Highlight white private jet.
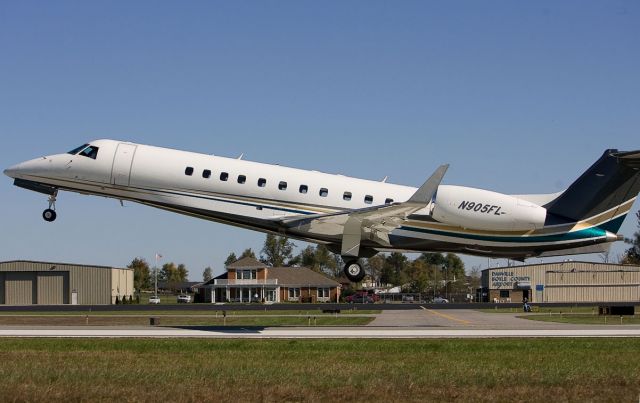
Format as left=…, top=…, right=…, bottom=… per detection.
left=4, top=140, right=640, bottom=282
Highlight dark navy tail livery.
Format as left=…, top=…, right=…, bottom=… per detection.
left=4, top=140, right=640, bottom=282
left=544, top=149, right=640, bottom=232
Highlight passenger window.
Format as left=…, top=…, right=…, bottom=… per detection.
left=258, top=178, right=267, bottom=187
left=299, top=185, right=308, bottom=194
left=202, top=169, right=211, bottom=178
left=343, top=192, right=352, bottom=201
left=278, top=181, right=287, bottom=191
left=220, top=172, right=229, bottom=181
left=185, top=167, right=194, bottom=176
left=364, top=195, right=373, bottom=204
left=238, top=175, right=246, bottom=184
left=319, top=188, right=328, bottom=197
left=79, top=146, right=99, bottom=160
left=385, top=198, right=394, bottom=204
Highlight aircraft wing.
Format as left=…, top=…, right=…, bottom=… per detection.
left=279, top=164, right=449, bottom=256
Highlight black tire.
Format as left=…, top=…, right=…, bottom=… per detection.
left=344, top=260, right=365, bottom=283
left=42, top=209, right=57, bottom=222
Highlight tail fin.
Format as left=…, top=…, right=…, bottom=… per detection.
left=544, top=149, right=640, bottom=231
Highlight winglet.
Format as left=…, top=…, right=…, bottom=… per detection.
left=407, top=164, right=449, bottom=204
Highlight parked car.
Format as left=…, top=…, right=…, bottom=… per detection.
left=346, top=290, right=379, bottom=303
left=149, top=295, right=161, bottom=304
left=351, top=294, right=374, bottom=304
left=177, top=294, right=192, bottom=303
left=433, top=297, right=449, bottom=304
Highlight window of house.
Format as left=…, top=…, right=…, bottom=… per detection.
left=185, top=167, right=194, bottom=176
left=317, top=288, right=330, bottom=298
left=499, top=290, right=510, bottom=298
left=364, top=195, right=373, bottom=204
left=385, top=198, right=394, bottom=204
left=202, top=169, right=211, bottom=178
left=319, top=188, right=328, bottom=197
left=238, top=175, right=246, bottom=184
left=278, top=181, right=287, bottom=191
left=220, top=172, right=229, bottom=181
left=343, top=192, right=352, bottom=201
left=258, top=178, right=267, bottom=187
left=299, top=185, right=308, bottom=194
left=288, top=288, right=300, bottom=299
left=237, top=269, right=257, bottom=280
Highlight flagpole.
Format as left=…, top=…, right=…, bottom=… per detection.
left=155, top=253, right=161, bottom=298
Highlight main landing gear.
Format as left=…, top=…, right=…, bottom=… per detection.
left=343, top=260, right=365, bottom=283
left=42, top=191, right=58, bottom=222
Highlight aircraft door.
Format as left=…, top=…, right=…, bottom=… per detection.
left=111, top=143, right=137, bottom=186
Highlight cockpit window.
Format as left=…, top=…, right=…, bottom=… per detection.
left=79, top=146, right=99, bottom=160
left=67, top=144, right=89, bottom=155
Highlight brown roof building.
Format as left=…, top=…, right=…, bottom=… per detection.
left=197, top=257, right=340, bottom=303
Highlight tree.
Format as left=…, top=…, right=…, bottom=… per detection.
left=177, top=264, right=189, bottom=282
left=366, top=255, right=385, bottom=285
left=260, top=234, right=295, bottom=267
left=240, top=248, right=256, bottom=259
left=202, top=266, right=213, bottom=282
left=297, top=245, right=317, bottom=269
left=378, top=252, right=409, bottom=286
left=468, top=265, right=482, bottom=299
left=623, top=211, right=640, bottom=264
left=128, top=257, right=151, bottom=291
left=159, top=262, right=189, bottom=290
left=158, top=262, right=177, bottom=282
left=405, top=259, right=429, bottom=293
left=444, top=253, right=466, bottom=294
left=224, top=252, right=238, bottom=267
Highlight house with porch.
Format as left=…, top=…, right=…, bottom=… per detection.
left=197, top=257, right=340, bottom=303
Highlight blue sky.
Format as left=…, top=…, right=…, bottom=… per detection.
left=1, top=1, right=639, bottom=279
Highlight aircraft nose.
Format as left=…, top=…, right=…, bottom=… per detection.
left=3, top=163, right=21, bottom=178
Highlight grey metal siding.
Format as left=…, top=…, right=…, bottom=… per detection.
left=483, top=262, right=640, bottom=303
left=37, top=272, right=69, bottom=304
left=69, top=266, right=111, bottom=305
left=0, top=261, right=132, bottom=305
left=0, top=273, right=4, bottom=304
left=5, top=272, right=36, bottom=305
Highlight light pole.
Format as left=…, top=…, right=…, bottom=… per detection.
left=432, top=264, right=437, bottom=300
left=442, top=263, right=448, bottom=300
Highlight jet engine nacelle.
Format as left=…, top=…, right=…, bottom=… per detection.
left=432, top=185, right=547, bottom=231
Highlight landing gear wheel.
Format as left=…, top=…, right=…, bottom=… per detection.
left=344, top=260, right=365, bottom=283
left=42, top=209, right=57, bottom=222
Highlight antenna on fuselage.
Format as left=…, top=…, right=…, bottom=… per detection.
left=237, top=153, right=244, bottom=160
left=381, top=176, right=388, bottom=183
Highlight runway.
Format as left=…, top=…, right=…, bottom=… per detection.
left=1, top=309, right=639, bottom=338
left=1, top=326, right=640, bottom=338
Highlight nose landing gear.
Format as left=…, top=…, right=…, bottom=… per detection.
left=42, top=191, right=58, bottom=222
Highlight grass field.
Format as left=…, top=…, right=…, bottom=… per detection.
left=479, top=306, right=613, bottom=314
left=0, top=338, right=638, bottom=402
left=523, top=314, right=640, bottom=325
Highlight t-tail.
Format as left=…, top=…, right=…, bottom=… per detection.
left=544, top=149, right=640, bottom=232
